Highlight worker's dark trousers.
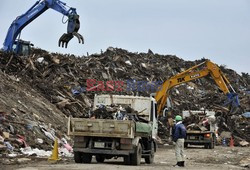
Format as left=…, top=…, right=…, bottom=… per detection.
left=175, top=138, right=185, bottom=162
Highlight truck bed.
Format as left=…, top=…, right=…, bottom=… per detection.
left=68, top=117, right=135, bottom=138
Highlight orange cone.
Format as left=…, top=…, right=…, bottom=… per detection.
left=230, top=136, right=234, bottom=147
left=48, top=139, right=61, bottom=161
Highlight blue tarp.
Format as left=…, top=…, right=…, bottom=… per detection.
left=242, top=112, right=250, bottom=118
left=71, top=86, right=85, bottom=95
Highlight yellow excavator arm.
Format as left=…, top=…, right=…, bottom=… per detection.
left=155, top=60, right=237, bottom=115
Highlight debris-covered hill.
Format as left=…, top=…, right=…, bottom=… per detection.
left=0, top=47, right=249, bottom=152
left=0, top=69, right=67, bottom=151
left=2, top=47, right=248, bottom=114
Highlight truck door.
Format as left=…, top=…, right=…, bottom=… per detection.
left=150, top=101, right=158, bottom=139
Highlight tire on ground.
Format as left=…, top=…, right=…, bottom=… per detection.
left=96, top=155, right=105, bottom=163
left=209, top=140, right=215, bottom=149
left=123, top=155, right=131, bottom=165
left=145, top=142, right=155, bottom=164
left=74, top=151, right=83, bottom=163
left=204, top=144, right=209, bottom=149
left=130, top=143, right=142, bottom=165
left=82, top=153, right=92, bottom=163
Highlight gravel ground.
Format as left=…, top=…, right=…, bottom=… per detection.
left=2, top=145, right=249, bottom=170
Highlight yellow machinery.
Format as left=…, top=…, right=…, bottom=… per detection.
left=155, top=60, right=239, bottom=116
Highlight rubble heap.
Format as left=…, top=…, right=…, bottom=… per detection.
left=0, top=47, right=249, bottom=152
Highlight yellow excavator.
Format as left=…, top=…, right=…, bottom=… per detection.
left=155, top=59, right=240, bottom=116
left=154, top=59, right=240, bottom=149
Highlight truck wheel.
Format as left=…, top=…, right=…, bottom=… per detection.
left=82, top=153, right=92, bottom=163
left=209, top=141, right=214, bottom=149
left=123, top=156, right=131, bottom=165
left=184, top=143, right=188, bottom=148
left=131, top=143, right=142, bottom=165
left=74, top=151, right=83, bottom=163
left=145, top=142, right=155, bottom=164
left=96, top=155, right=105, bottom=163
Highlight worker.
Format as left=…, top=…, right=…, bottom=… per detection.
left=173, top=115, right=186, bottom=167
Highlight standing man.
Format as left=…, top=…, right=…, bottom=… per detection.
left=173, top=115, right=186, bottom=167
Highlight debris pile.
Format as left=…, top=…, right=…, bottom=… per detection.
left=0, top=47, right=249, bottom=152
left=182, top=111, right=216, bottom=132
left=90, top=104, right=140, bottom=121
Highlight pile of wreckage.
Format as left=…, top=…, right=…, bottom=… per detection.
left=182, top=109, right=250, bottom=147
left=0, top=109, right=73, bottom=162
left=89, top=104, right=141, bottom=121
left=0, top=47, right=249, bottom=158
left=183, top=110, right=216, bottom=132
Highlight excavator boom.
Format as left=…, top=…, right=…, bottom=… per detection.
left=3, top=0, right=84, bottom=54
left=155, top=60, right=239, bottom=115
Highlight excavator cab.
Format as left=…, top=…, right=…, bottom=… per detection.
left=12, top=40, right=33, bottom=55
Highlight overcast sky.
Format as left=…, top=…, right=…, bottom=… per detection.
left=0, top=0, right=250, bottom=74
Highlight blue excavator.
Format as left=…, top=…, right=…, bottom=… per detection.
left=2, top=0, right=84, bottom=55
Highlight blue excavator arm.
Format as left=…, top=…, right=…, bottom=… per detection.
left=3, top=0, right=84, bottom=52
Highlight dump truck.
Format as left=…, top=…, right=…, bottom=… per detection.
left=68, top=94, right=158, bottom=165
left=183, top=110, right=217, bottom=149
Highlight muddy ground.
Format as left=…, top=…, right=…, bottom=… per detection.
left=2, top=146, right=250, bottom=170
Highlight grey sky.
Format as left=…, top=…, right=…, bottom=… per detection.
left=1, top=0, right=250, bottom=74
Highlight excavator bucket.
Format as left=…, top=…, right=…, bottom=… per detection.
left=59, top=33, right=84, bottom=48
left=59, top=33, right=73, bottom=48
left=59, top=15, right=84, bottom=48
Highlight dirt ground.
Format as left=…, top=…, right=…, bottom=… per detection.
left=2, top=145, right=249, bottom=170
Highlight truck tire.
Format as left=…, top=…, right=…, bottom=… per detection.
left=204, top=144, right=209, bottom=149
left=74, top=151, right=83, bottom=163
left=145, top=142, right=155, bottom=164
left=184, top=143, right=188, bottom=148
left=82, top=153, right=92, bottom=163
left=123, top=156, right=131, bottom=165
left=96, top=155, right=105, bottom=163
left=131, top=143, right=142, bottom=165
left=209, top=140, right=214, bottom=149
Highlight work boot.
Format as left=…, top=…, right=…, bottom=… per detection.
left=173, top=162, right=181, bottom=167
left=180, top=161, right=185, bottom=167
